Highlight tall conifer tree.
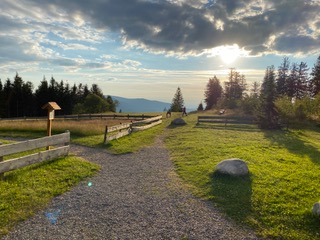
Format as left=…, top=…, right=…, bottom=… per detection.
left=310, top=55, right=320, bottom=97
left=170, top=87, right=185, bottom=112
left=204, top=76, right=223, bottom=110
left=257, top=66, right=279, bottom=129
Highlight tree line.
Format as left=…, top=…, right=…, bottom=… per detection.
left=202, top=55, right=320, bottom=128
left=0, top=74, right=117, bottom=118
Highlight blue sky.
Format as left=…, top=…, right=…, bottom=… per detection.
left=0, top=0, right=319, bottom=108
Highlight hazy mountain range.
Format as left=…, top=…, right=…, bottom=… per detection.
left=111, top=96, right=171, bottom=113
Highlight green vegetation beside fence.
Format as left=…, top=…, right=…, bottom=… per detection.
left=0, top=152, right=100, bottom=237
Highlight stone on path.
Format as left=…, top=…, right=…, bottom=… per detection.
left=215, top=158, right=249, bottom=177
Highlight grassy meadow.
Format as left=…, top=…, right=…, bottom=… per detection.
left=1, top=111, right=320, bottom=239
left=164, top=112, right=320, bottom=239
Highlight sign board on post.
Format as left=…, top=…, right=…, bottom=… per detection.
left=49, top=110, right=55, bottom=120
left=42, top=102, right=61, bottom=149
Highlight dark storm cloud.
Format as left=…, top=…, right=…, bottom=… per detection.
left=2, top=0, right=320, bottom=56
left=273, top=35, right=320, bottom=54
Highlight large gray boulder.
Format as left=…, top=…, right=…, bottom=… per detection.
left=171, top=118, right=186, bottom=125
left=215, top=158, right=249, bottom=177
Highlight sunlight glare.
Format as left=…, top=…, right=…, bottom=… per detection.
left=209, top=44, right=249, bottom=64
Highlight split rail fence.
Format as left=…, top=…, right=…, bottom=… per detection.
left=1, top=114, right=156, bottom=121
left=197, top=115, right=256, bottom=127
left=104, top=115, right=162, bottom=143
left=0, top=131, right=70, bottom=179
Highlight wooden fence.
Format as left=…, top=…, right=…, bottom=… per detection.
left=103, top=115, right=162, bottom=143
left=197, top=115, right=256, bottom=127
left=0, top=131, right=70, bottom=178
left=0, top=114, right=156, bottom=121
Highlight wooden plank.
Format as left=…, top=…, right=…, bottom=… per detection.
left=0, top=132, right=70, bottom=157
left=198, top=116, right=225, bottom=119
left=132, top=115, right=162, bottom=126
left=0, top=146, right=70, bottom=174
left=132, top=120, right=162, bottom=132
left=198, top=119, right=255, bottom=124
left=198, top=119, right=226, bottom=123
left=198, top=116, right=254, bottom=120
left=107, top=123, right=132, bottom=133
left=106, top=128, right=131, bottom=141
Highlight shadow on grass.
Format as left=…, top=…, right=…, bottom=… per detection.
left=300, top=212, right=320, bottom=236
left=210, top=171, right=253, bottom=223
left=263, top=130, right=320, bottom=164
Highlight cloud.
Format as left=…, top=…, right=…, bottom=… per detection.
left=0, top=0, right=319, bottom=65
left=30, top=0, right=319, bottom=56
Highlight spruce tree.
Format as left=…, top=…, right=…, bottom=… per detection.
left=257, top=66, right=280, bottom=129
left=197, top=102, right=204, bottom=111
left=0, top=79, right=4, bottom=117
left=310, top=55, right=320, bottom=97
left=286, top=63, right=298, bottom=98
left=170, top=87, right=185, bottom=112
left=276, top=57, right=290, bottom=96
left=204, top=76, right=223, bottom=110
left=224, top=68, right=246, bottom=108
left=294, top=62, right=309, bottom=99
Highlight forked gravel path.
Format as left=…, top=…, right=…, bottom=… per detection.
left=3, top=138, right=259, bottom=240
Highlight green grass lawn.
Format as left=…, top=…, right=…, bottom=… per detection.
left=164, top=113, right=320, bottom=239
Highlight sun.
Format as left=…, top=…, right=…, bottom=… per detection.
left=219, top=47, right=240, bottom=64
left=209, top=44, right=248, bottom=65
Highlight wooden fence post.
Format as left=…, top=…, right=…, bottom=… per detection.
left=0, top=142, right=3, bottom=180
left=104, top=126, right=108, bottom=143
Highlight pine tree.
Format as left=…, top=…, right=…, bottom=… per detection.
left=197, top=102, right=204, bottom=111
left=257, top=66, right=279, bottom=129
left=294, top=62, right=309, bottom=99
left=0, top=79, right=5, bottom=117
left=224, top=68, right=246, bottom=108
left=170, top=87, right=185, bottom=112
left=310, top=55, right=320, bottom=97
left=276, top=57, right=290, bottom=96
left=250, top=81, right=260, bottom=98
left=35, top=77, right=50, bottom=116
left=204, top=76, right=223, bottom=110
left=3, top=78, right=13, bottom=117
left=286, top=63, right=300, bottom=98
left=90, top=84, right=104, bottom=98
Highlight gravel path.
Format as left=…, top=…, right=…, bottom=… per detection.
left=3, top=138, right=259, bottom=240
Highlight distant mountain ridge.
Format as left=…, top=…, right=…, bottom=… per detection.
left=110, top=96, right=171, bottom=113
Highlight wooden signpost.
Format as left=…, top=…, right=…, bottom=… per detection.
left=42, top=102, right=61, bottom=149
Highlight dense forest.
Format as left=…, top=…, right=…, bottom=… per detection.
left=202, top=55, right=320, bottom=128
left=0, top=74, right=117, bottom=118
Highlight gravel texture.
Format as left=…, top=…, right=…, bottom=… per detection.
left=3, top=138, right=259, bottom=240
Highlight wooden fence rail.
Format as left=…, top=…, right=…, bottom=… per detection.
left=131, top=115, right=162, bottom=132
left=103, top=115, right=162, bottom=143
left=0, top=131, right=70, bottom=178
left=197, top=115, right=256, bottom=126
left=1, top=114, right=156, bottom=121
